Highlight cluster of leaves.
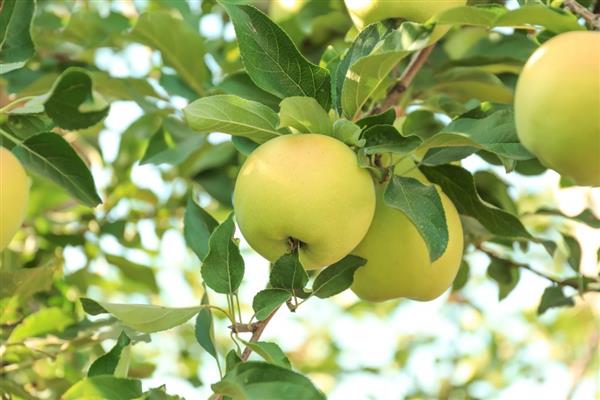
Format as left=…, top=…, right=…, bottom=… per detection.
left=1, top=0, right=599, bottom=399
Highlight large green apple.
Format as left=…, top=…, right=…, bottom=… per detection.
left=233, top=134, right=376, bottom=270
left=0, top=147, right=29, bottom=251
left=344, top=0, right=465, bottom=41
left=515, top=31, right=600, bottom=187
left=351, top=162, right=463, bottom=301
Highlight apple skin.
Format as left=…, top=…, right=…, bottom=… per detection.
left=344, top=0, right=466, bottom=41
left=0, top=147, right=29, bottom=251
left=351, top=163, right=463, bottom=302
left=515, top=31, right=600, bottom=187
left=233, top=134, right=376, bottom=270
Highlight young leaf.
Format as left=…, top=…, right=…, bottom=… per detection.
left=331, top=119, right=362, bottom=146
left=62, top=376, right=143, bottom=400
left=269, top=253, right=309, bottom=292
left=88, top=331, right=131, bottom=377
left=252, top=289, right=291, bottom=321
left=11, top=132, right=101, bottom=206
left=221, top=3, right=331, bottom=109
left=81, top=298, right=203, bottom=333
left=130, top=12, right=206, bottom=95
left=184, top=95, right=281, bottom=144
left=279, top=97, right=331, bottom=135
left=195, top=291, right=218, bottom=361
left=41, top=68, right=109, bottom=129
left=332, top=22, right=392, bottom=113
left=421, top=165, right=533, bottom=240
left=537, top=286, right=574, bottom=315
left=184, top=195, right=219, bottom=261
left=225, top=350, right=242, bottom=373
left=239, top=341, right=291, bottom=369
left=212, top=361, right=325, bottom=400
left=487, top=257, right=520, bottom=301
left=384, top=176, right=448, bottom=262
left=0, top=0, right=36, bottom=74
left=312, top=255, right=366, bottom=299
left=201, top=213, right=245, bottom=294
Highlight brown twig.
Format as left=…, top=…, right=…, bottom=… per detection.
left=566, top=329, right=600, bottom=400
left=369, top=45, right=435, bottom=116
left=564, top=0, right=600, bottom=30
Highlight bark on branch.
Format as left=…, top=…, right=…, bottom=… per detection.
left=564, top=0, right=600, bottom=30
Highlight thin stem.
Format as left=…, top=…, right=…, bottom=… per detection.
left=234, top=294, right=243, bottom=326
left=369, top=44, right=436, bottom=116
left=563, top=0, right=600, bottom=29
left=240, top=308, right=279, bottom=361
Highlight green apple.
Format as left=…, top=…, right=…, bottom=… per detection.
left=351, top=161, right=463, bottom=301
left=233, top=134, right=376, bottom=270
left=515, top=31, right=600, bottom=186
left=344, top=0, right=466, bottom=41
left=0, top=147, right=29, bottom=251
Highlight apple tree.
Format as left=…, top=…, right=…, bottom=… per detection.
left=1, top=0, right=599, bottom=399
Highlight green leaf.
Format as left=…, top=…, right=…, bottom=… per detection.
left=11, top=132, right=102, bottom=207
left=331, top=119, right=362, bottom=146
left=81, top=298, right=203, bottom=333
left=0, top=0, right=35, bottom=74
left=0, top=379, right=37, bottom=400
left=537, top=286, right=574, bottom=315
left=279, top=97, right=331, bottom=135
left=384, top=176, right=448, bottom=262
left=130, top=12, right=206, bottom=95
left=332, top=22, right=392, bottom=113
left=222, top=3, right=331, bottom=109
left=452, top=261, right=470, bottom=291
left=8, top=307, right=75, bottom=343
left=195, top=291, right=218, bottom=360
left=535, top=208, right=600, bottom=229
left=184, top=95, right=281, bottom=144
left=341, top=22, right=432, bottom=119
left=218, top=72, right=281, bottom=111
left=437, top=5, right=506, bottom=27
left=356, top=108, right=396, bottom=130
left=563, top=235, right=581, bottom=273
left=0, top=264, right=55, bottom=300
left=473, top=171, right=518, bottom=215
left=361, top=124, right=421, bottom=155
left=184, top=196, right=219, bottom=261
left=402, top=109, right=444, bottom=140
left=312, top=255, right=366, bottom=298
left=63, top=376, right=143, bottom=400
left=252, top=289, right=291, bottom=321
left=201, top=213, right=245, bottom=294
left=421, top=165, right=532, bottom=240
left=494, top=5, right=583, bottom=33
left=226, top=350, right=242, bottom=373
left=269, top=253, right=308, bottom=293
left=88, top=331, right=132, bottom=377
left=487, top=257, right=520, bottom=301
left=139, top=121, right=206, bottom=166
left=212, top=361, right=325, bottom=400
left=41, top=67, right=109, bottom=130
left=240, top=341, right=291, bottom=368
left=105, top=254, right=159, bottom=294
left=232, top=136, right=261, bottom=156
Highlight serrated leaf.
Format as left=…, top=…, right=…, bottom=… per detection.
left=63, top=376, right=143, bottom=400
left=195, top=291, right=218, bottom=360
left=88, top=331, right=131, bottom=377
left=212, top=361, right=325, bottom=400
left=81, top=298, right=203, bottom=333
left=222, top=3, right=331, bottom=109
left=252, top=289, right=291, bottom=321
left=184, top=195, right=219, bottom=261
left=269, top=253, right=308, bottom=293
left=240, top=341, right=291, bottom=368
left=312, top=255, right=366, bottom=298
left=184, top=95, right=281, bottom=144
left=279, top=97, right=331, bottom=135
left=421, top=165, right=532, bottom=240
left=0, top=0, right=35, bottom=74
left=537, top=286, right=574, bottom=315
left=130, top=12, right=206, bottom=95
left=201, top=213, right=245, bottom=294
left=11, top=132, right=101, bottom=206
left=487, top=257, right=519, bottom=301
left=384, top=176, right=448, bottom=262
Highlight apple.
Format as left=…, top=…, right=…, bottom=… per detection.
left=515, top=31, right=600, bottom=187
left=351, top=161, right=463, bottom=301
left=344, top=0, right=466, bottom=42
left=0, top=147, right=29, bottom=251
left=233, top=134, right=376, bottom=270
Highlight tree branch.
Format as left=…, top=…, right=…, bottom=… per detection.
left=564, top=0, right=600, bottom=30
left=369, top=44, right=435, bottom=116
